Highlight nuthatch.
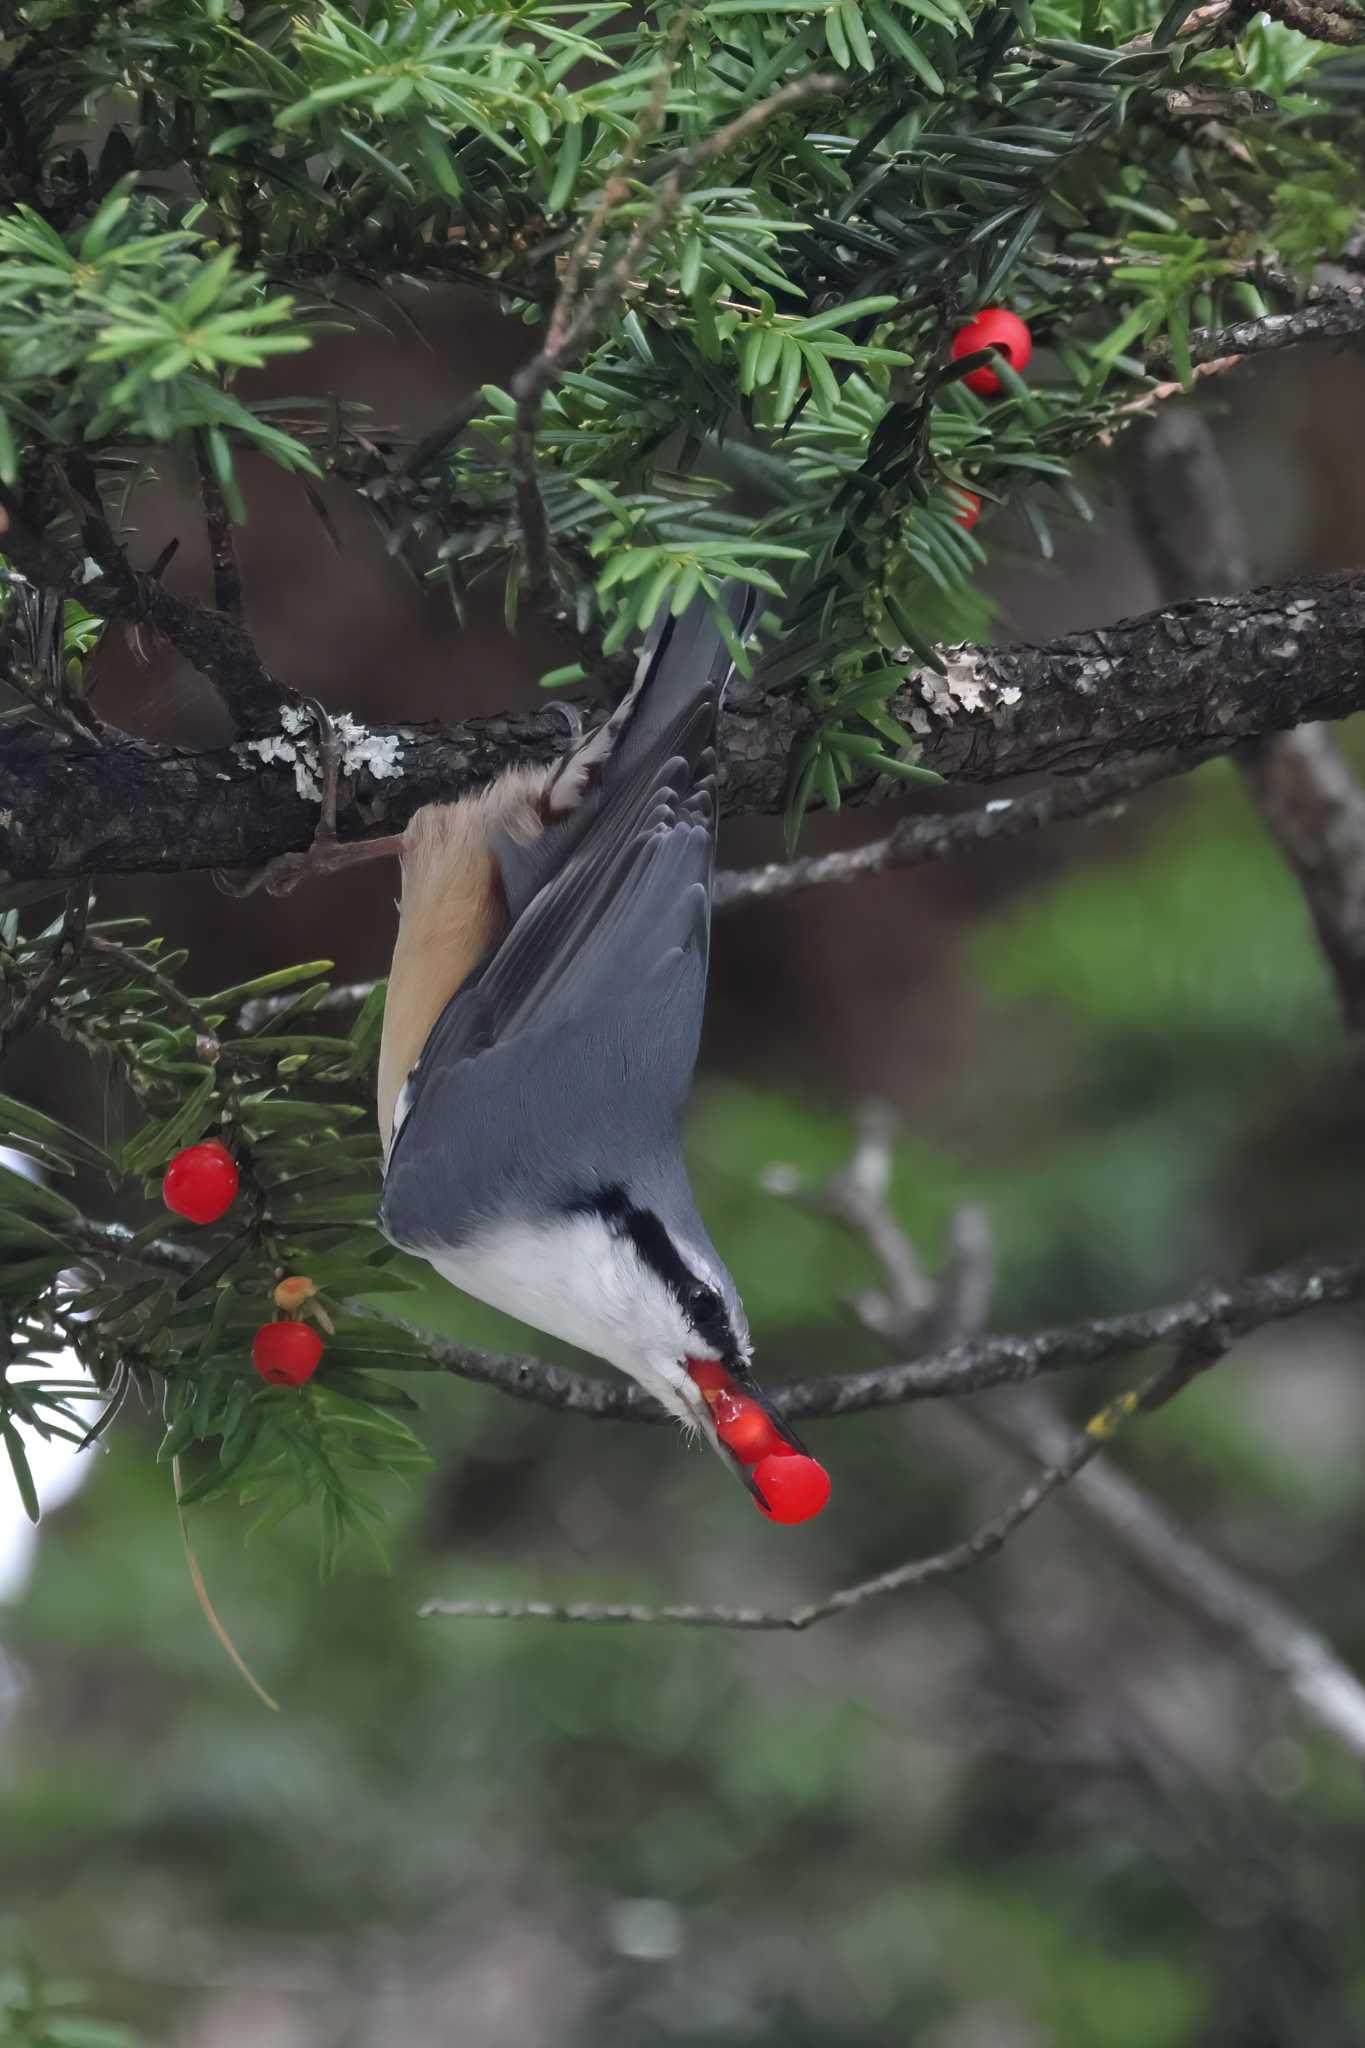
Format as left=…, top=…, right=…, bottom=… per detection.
left=377, top=588, right=810, bottom=1493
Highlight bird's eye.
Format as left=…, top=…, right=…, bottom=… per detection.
left=687, top=1279, right=720, bottom=1319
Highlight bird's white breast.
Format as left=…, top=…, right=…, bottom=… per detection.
left=424, top=1211, right=699, bottom=1425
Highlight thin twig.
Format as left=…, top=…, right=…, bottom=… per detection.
left=714, top=754, right=1178, bottom=909
left=172, top=1454, right=280, bottom=1712
left=1096, top=355, right=1245, bottom=442
left=419, top=1359, right=1193, bottom=1630
left=89, top=936, right=219, bottom=1059
left=1146, top=284, right=1365, bottom=376
left=66, top=1216, right=1365, bottom=1424
left=979, top=1391, right=1365, bottom=1765
left=544, top=9, right=692, bottom=355
left=194, top=434, right=244, bottom=619
left=0, top=480, right=296, bottom=735
left=507, top=69, right=839, bottom=599
left=0, top=883, right=92, bottom=1060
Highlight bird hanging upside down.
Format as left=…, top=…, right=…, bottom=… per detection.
left=376, top=589, right=830, bottom=1522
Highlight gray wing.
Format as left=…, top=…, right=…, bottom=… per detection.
left=380, top=712, right=719, bottom=1252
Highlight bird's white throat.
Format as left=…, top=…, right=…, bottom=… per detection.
left=425, top=1210, right=708, bottom=1427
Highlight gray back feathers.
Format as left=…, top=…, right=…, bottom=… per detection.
left=380, top=586, right=757, bottom=1263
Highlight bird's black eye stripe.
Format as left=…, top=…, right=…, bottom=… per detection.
left=570, top=1185, right=733, bottom=1356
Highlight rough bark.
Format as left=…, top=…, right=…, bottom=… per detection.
left=4, top=569, right=1365, bottom=881
left=1146, top=283, right=1365, bottom=374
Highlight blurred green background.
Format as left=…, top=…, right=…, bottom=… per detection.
left=3, top=307, right=1365, bottom=2047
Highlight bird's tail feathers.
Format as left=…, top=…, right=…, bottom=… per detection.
left=537, top=583, right=754, bottom=823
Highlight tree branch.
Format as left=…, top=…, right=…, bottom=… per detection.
left=1135, top=408, right=1365, bottom=1036
left=1146, top=284, right=1365, bottom=375
left=66, top=1220, right=1365, bottom=1427
left=419, top=1352, right=1201, bottom=1632
left=0, top=882, right=91, bottom=1059
left=0, top=483, right=297, bottom=736
left=194, top=435, right=244, bottom=620
left=714, top=753, right=1180, bottom=909
left=981, top=1390, right=1365, bottom=1765
left=5, top=569, right=1365, bottom=882
left=422, top=1121, right=1365, bottom=1774
left=1258, top=0, right=1365, bottom=40
left=418, top=1119, right=1242, bottom=1632
left=1240, top=728, right=1365, bottom=1035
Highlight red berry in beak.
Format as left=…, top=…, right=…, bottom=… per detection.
left=687, top=1357, right=730, bottom=1394
left=253, top=1321, right=323, bottom=1387
left=954, top=489, right=982, bottom=532
left=163, top=1140, right=239, bottom=1224
left=713, top=1394, right=781, bottom=1465
left=753, top=1453, right=831, bottom=1524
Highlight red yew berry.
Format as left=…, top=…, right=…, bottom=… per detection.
left=687, top=1357, right=730, bottom=1395
left=953, top=489, right=982, bottom=532
left=163, top=1140, right=239, bottom=1225
left=715, top=1396, right=782, bottom=1466
left=753, top=1453, right=831, bottom=1525
left=950, top=307, right=1033, bottom=396
left=253, top=1321, right=323, bottom=1387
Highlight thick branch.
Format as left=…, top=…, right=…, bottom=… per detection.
left=5, top=570, right=1365, bottom=882
left=1258, top=0, right=1365, bottom=39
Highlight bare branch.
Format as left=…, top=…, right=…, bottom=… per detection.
left=774, top=1255, right=1365, bottom=1418
left=981, top=1390, right=1365, bottom=1766
left=1240, top=728, right=1365, bottom=1034
left=714, top=754, right=1178, bottom=910
left=421, top=1348, right=1205, bottom=1632
left=65, top=1220, right=1365, bottom=1426
left=1135, top=409, right=1365, bottom=1036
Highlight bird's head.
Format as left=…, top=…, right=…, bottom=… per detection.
left=572, top=1186, right=813, bottom=1495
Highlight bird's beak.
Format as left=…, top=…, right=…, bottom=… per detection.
left=682, top=1357, right=809, bottom=1494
